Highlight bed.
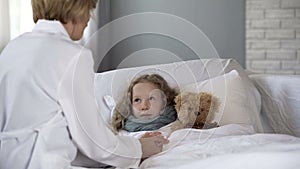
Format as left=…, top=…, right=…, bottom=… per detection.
left=82, top=59, right=300, bottom=169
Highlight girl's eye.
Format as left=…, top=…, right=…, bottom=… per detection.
left=149, top=96, right=155, bottom=101
left=133, top=98, right=141, bottom=103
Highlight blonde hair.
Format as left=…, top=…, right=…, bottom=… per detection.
left=31, top=0, right=97, bottom=24
left=111, top=74, right=178, bottom=132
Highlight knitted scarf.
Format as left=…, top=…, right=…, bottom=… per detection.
left=124, top=106, right=177, bottom=132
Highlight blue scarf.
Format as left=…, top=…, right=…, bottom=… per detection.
left=124, top=106, right=177, bottom=132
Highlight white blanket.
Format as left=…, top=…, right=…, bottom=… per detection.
left=140, top=124, right=300, bottom=169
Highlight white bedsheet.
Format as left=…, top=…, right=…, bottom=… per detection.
left=140, top=124, right=300, bottom=169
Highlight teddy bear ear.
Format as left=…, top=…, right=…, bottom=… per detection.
left=174, top=94, right=181, bottom=112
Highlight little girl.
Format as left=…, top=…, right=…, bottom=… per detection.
left=111, top=74, right=178, bottom=134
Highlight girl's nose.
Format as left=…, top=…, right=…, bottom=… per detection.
left=141, top=100, right=150, bottom=110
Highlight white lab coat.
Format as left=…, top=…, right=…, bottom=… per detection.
left=0, top=20, right=142, bottom=169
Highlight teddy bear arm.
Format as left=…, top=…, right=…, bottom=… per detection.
left=203, top=122, right=219, bottom=129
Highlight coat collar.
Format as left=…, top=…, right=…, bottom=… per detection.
left=32, top=19, right=70, bottom=40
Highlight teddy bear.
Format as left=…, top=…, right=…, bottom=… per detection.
left=170, top=91, right=220, bottom=132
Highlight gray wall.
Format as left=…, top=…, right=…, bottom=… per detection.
left=95, top=0, right=245, bottom=72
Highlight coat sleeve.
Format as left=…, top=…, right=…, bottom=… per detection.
left=57, top=49, right=142, bottom=168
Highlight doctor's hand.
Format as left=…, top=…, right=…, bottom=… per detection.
left=139, top=132, right=169, bottom=159
left=140, top=131, right=162, bottom=138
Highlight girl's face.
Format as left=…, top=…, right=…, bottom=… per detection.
left=131, top=82, right=165, bottom=120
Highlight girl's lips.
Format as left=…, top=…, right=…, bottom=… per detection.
left=140, top=114, right=152, bottom=117
left=139, top=113, right=154, bottom=119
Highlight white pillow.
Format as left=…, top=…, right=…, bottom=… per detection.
left=182, top=70, right=264, bottom=132
left=249, top=74, right=300, bottom=137
left=94, top=59, right=262, bottom=128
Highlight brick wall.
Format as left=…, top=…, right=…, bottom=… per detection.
left=246, top=0, right=300, bottom=74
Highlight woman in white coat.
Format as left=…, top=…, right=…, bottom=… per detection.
left=0, top=0, right=168, bottom=168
